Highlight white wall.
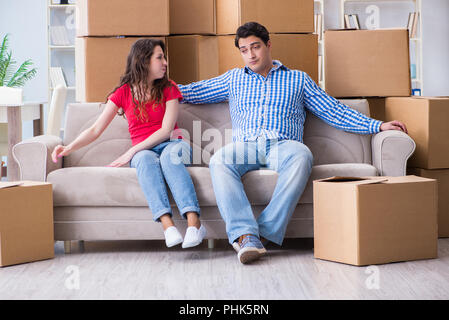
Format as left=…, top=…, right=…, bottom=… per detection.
left=0, top=0, right=48, bottom=147
left=421, top=0, right=449, bottom=96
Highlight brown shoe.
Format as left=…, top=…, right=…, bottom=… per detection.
left=237, top=234, right=266, bottom=264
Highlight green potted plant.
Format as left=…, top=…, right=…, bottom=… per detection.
left=0, top=33, right=37, bottom=105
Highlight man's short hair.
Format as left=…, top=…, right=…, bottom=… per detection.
left=234, top=22, right=270, bottom=48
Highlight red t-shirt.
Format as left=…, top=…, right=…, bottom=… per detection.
left=109, top=80, right=183, bottom=145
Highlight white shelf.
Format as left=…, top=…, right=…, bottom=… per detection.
left=50, top=45, right=75, bottom=49
left=314, top=0, right=325, bottom=89
left=49, top=4, right=76, bottom=9
left=50, top=86, right=76, bottom=91
left=47, top=0, right=77, bottom=134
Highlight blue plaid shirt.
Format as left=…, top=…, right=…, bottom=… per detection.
left=178, top=60, right=383, bottom=142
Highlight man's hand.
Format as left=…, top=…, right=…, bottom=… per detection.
left=380, top=120, right=408, bottom=134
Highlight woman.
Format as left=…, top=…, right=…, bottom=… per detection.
left=51, top=39, right=206, bottom=248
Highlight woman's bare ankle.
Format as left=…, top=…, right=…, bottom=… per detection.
left=186, top=212, right=201, bottom=229
left=160, top=213, right=175, bottom=231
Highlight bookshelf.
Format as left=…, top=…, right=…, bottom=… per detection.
left=47, top=0, right=77, bottom=134
left=314, top=0, right=325, bottom=90
left=339, top=0, right=423, bottom=95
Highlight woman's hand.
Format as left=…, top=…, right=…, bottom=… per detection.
left=52, top=145, right=72, bottom=163
left=107, top=149, right=136, bottom=168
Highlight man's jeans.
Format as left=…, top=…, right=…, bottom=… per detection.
left=209, top=138, right=313, bottom=246
left=130, top=139, right=200, bottom=222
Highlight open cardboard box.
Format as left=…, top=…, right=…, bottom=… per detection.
left=313, top=175, right=438, bottom=266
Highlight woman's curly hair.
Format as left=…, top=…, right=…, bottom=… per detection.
left=107, top=38, right=171, bottom=122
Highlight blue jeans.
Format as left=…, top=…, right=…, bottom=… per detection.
left=209, top=139, right=313, bottom=246
left=130, top=139, right=200, bottom=222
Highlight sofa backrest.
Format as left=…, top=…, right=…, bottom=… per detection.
left=63, top=103, right=132, bottom=167
left=63, top=99, right=372, bottom=167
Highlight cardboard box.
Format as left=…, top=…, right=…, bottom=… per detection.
left=76, top=37, right=166, bottom=102
left=217, top=34, right=318, bottom=83
left=313, top=176, right=438, bottom=266
left=0, top=181, right=54, bottom=267
left=216, top=0, right=314, bottom=35
left=367, top=98, right=386, bottom=121
left=324, top=29, right=411, bottom=98
left=167, top=35, right=219, bottom=85
left=384, top=97, right=449, bottom=169
left=170, top=0, right=216, bottom=35
left=77, top=0, right=169, bottom=36
left=408, top=168, right=449, bottom=238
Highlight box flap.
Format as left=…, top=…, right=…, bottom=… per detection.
left=316, top=176, right=388, bottom=185
left=0, top=182, right=23, bottom=189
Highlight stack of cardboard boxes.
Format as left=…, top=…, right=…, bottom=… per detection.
left=385, top=97, right=449, bottom=239
left=76, top=0, right=170, bottom=102
left=75, top=0, right=318, bottom=102
left=312, top=28, right=441, bottom=266
left=323, top=28, right=448, bottom=240
left=168, top=0, right=317, bottom=84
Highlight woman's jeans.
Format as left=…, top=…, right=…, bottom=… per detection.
left=130, top=139, right=200, bottom=222
left=209, top=138, right=314, bottom=246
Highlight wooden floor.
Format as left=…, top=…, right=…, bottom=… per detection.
left=1, top=238, right=448, bottom=300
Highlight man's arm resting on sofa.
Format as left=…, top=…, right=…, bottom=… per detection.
left=371, top=130, right=416, bottom=177
left=178, top=70, right=232, bottom=104
left=13, top=135, right=63, bottom=181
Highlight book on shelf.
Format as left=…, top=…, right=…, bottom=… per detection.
left=407, top=12, right=415, bottom=35
left=50, top=67, right=67, bottom=88
left=50, top=26, right=71, bottom=46
left=314, top=14, right=323, bottom=40
left=411, top=12, right=419, bottom=38
left=317, top=14, right=322, bottom=40
left=344, top=14, right=360, bottom=29
left=344, top=14, right=351, bottom=29
left=350, top=14, right=360, bottom=30
left=318, top=55, right=322, bottom=83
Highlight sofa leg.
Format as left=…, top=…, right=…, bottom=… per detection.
left=78, top=240, right=85, bottom=253
left=64, top=241, right=71, bottom=254
left=208, top=239, right=215, bottom=249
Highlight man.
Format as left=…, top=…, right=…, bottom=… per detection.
left=178, top=22, right=407, bottom=264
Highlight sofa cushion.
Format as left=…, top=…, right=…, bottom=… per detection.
left=48, top=163, right=377, bottom=207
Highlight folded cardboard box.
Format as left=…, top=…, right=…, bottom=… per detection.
left=324, top=29, right=411, bottom=98
left=170, top=0, right=216, bottom=35
left=367, top=98, right=386, bottom=121
left=168, top=34, right=318, bottom=85
left=313, top=176, right=438, bottom=266
left=0, top=181, right=54, bottom=267
left=77, top=0, right=170, bottom=36
left=383, top=97, right=449, bottom=169
left=217, top=34, right=318, bottom=83
left=220, top=0, right=313, bottom=34
left=408, top=168, right=449, bottom=238
left=76, top=37, right=166, bottom=102
left=170, top=0, right=313, bottom=35
left=167, top=35, right=219, bottom=85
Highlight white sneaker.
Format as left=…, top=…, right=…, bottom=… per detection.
left=182, top=225, right=207, bottom=248
left=164, top=226, right=183, bottom=247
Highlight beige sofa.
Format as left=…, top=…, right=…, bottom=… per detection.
left=13, top=99, right=415, bottom=252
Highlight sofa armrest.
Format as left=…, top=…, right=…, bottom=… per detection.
left=371, top=131, right=416, bottom=176
left=12, top=135, right=63, bottom=181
